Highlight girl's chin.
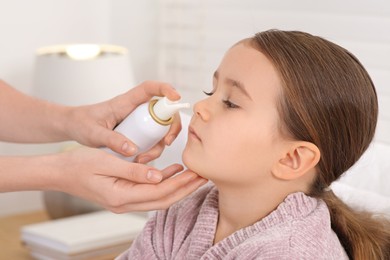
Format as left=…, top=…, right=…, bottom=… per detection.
left=182, top=155, right=209, bottom=179
left=182, top=154, right=195, bottom=172
left=181, top=149, right=193, bottom=167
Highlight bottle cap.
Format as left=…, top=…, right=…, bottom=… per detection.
left=150, top=97, right=190, bottom=125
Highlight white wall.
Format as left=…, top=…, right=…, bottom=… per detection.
left=109, top=0, right=159, bottom=83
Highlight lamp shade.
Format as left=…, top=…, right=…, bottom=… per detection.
left=33, top=44, right=135, bottom=106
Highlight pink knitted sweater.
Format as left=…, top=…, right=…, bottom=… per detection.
left=117, top=183, right=348, bottom=259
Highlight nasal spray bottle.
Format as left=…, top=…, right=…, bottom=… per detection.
left=102, top=97, right=190, bottom=162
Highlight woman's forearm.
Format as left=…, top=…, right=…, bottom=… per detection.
left=0, top=154, right=61, bottom=192
left=0, top=80, right=70, bottom=143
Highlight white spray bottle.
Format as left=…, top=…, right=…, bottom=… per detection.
left=102, top=97, right=190, bottom=162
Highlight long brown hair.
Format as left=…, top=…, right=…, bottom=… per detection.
left=252, top=30, right=390, bottom=259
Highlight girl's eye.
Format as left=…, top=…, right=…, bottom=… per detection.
left=223, top=99, right=240, bottom=109
left=203, top=90, right=214, bottom=96
left=203, top=90, right=240, bottom=109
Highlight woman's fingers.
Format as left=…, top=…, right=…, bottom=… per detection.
left=99, top=128, right=138, bottom=156
left=134, top=140, right=165, bottom=164
left=139, top=81, right=181, bottom=102
left=160, top=164, right=184, bottom=180
left=117, top=178, right=207, bottom=212
left=164, top=113, right=182, bottom=146
left=107, top=170, right=204, bottom=205
left=107, top=170, right=208, bottom=212
left=98, top=152, right=165, bottom=183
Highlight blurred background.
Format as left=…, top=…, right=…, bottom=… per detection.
left=0, top=0, right=389, bottom=217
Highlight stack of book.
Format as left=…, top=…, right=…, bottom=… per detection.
left=21, top=211, right=148, bottom=260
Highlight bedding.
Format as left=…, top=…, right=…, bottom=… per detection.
left=332, top=141, right=390, bottom=217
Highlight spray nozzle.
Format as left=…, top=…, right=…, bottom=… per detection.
left=149, top=97, right=190, bottom=125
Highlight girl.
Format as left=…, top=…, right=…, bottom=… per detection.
left=118, top=30, right=390, bottom=259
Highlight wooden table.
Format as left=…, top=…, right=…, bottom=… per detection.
left=0, top=211, right=49, bottom=259
left=0, top=211, right=118, bottom=260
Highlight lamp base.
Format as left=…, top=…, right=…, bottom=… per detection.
left=43, top=191, right=102, bottom=219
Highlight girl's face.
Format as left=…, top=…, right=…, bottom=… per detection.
left=183, top=42, right=287, bottom=187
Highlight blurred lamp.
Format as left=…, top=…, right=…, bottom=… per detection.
left=34, top=44, right=135, bottom=106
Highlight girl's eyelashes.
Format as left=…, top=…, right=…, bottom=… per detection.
left=203, top=90, right=214, bottom=96
left=203, top=90, right=240, bottom=109
left=223, top=99, right=240, bottom=109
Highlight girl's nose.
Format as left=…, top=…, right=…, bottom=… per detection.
left=193, top=99, right=211, bottom=121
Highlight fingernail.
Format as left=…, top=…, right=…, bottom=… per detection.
left=122, top=142, right=137, bottom=154
left=147, top=170, right=163, bottom=182
left=166, top=134, right=176, bottom=146
left=137, top=156, right=151, bottom=164
left=185, top=172, right=198, bottom=181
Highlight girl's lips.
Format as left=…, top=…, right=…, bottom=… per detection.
left=188, top=126, right=201, bottom=141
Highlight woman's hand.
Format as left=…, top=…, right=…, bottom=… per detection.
left=64, top=81, right=182, bottom=162
left=54, top=147, right=208, bottom=212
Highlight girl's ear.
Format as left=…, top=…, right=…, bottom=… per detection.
left=271, top=142, right=320, bottom=180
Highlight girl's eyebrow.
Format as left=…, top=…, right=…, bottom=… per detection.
left=213, top=71, right=252, bottom=100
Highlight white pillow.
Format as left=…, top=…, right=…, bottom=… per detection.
left=332, top=182, right=390, bottom=217
left=332, top=141, right=390, bottom=216
left=337, top=141, right=390, bottom=197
